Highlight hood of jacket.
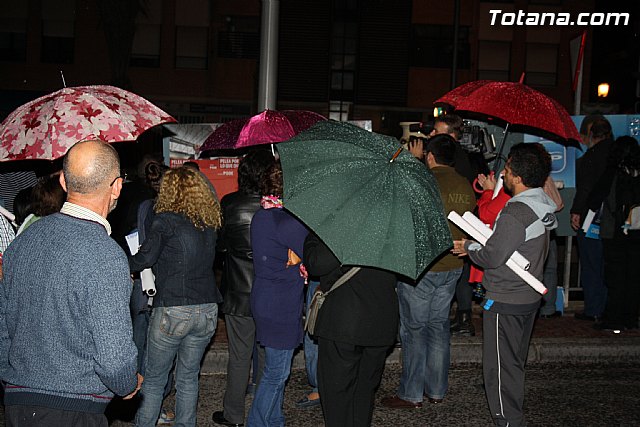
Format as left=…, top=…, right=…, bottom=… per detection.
left=506, top=187, right=558, bottom=241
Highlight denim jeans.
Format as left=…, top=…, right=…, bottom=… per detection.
left=247, top=347, right=294, bottom=427
left=303, top=281, right=319, bottom=393
left=576, top=231, right=606, bottom=316
left=135, top=303, right=218, bottom=427
left=397, top=269, right=461, bottom=402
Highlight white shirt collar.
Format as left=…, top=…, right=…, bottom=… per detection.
left=60, top=202, right=112, bottom=235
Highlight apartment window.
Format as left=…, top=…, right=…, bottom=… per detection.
left=131, top=0, right=162, bottom=67
left=217, top=16, right=259, bottom=59
left=175, top=0, right=209, bottom=69
left=0, top=3, right=27, bottom=62
left=330, top=22, right=357, bottom=99
left=478, top=40, right=511, bottom=81
left=41, top=0, right=76, bottom=64
left=526, top=43, right=558, bottom=86
left=410, top=25, right=470, bottom=69
left=329, top=100, right=351, bottom=122
left=176, top=27, right=208, bottom=69
left=218, top=32, right=259, bottom=59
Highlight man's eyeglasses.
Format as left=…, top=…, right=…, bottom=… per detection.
left=110, top=173, right=127, bottom=187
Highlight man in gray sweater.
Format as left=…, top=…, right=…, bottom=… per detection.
left=0, top=140, right=141, bottom=426
left=453, top=143, right=557, bottom=427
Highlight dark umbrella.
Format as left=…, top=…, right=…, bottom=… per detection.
left=277, top=120, right=452, bottom=280
left=199, top=109, right=326, bottom=152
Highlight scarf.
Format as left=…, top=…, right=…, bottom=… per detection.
left=261, top=195, right=283, bottom=209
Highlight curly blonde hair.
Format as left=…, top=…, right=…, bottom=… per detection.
left=155, top=166, right=222, bottom=230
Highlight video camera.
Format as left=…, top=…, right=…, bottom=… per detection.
left=459, top=123, right=496, bottom=160
left=408, top=122, right=433, bottom=139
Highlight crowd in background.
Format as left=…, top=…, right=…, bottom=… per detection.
left=0, top=114, right=638, bottom=427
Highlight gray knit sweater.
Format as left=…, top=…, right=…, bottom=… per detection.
left=0, top=213, right=138, bottom=413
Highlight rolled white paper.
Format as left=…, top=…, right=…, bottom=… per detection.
left=448, top=211, right=547, bottom=295
left=140, top=269, right=157, bottom=296
left=461, top=211, right=531, bottom=271
left=125, top=231, right=157, bottom=297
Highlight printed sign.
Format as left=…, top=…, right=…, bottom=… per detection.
left=170, top=157, right=240, bottom=199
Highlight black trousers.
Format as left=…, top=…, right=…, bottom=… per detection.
left=317, top=337, right=389, bottom=427
left=5, top=405, right=108, bottom=427
left=482, top=309, right=536, bottom=427
left=603, top=238, right=640, bottom=328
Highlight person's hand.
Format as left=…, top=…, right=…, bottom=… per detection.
left=570, top=213, right=581, bottom=231
left=477, top=173, right=496, bottom=191
left=451, top=239, right=468, bottom=257
left=286, top=249, right=301, bottom=267
left=123, top=373, right=144, bottom=400
left=408, top=139, right=424, bottom=160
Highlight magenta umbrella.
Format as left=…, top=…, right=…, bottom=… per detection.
left=0, top=85, right=176, bottom=161
left=199, top=109, right=326, bottom=152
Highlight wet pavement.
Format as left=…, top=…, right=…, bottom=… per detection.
left=102, top=361, right=640, bottom=426
left=2, top=302, right=640, bottom=426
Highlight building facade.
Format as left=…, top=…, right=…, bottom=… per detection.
left=1, top=0, right=599, bottom=138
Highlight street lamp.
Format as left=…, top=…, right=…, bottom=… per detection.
left=597, top=82, right=610, bottom=98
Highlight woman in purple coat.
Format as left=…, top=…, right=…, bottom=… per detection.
left=247, top=162, right=309, bottom=427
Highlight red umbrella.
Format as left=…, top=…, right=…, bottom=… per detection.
left=435, top=80, right=581, bottom=147
left=199, top=109, right=326, bottom=152
left=0, top=85, right=176, bottom=161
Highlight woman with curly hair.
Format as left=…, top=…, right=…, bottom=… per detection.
left=130, top=166, right=222, bottom=427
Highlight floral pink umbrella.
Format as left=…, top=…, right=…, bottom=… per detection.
left=199, top=109, right=326, bottom=152
left=0, top=85, right=177, bottom=161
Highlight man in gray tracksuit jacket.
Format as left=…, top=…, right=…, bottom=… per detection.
left=453, top=143, right=556, bottom=427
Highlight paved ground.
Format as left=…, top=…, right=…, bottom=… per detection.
left=2, top=302, right=640, bottom=426
left=102, top=361, right=640, bottom=426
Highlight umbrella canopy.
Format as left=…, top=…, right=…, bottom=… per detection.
left=199, top=109, right=326, bottom=151
left=277, top=120, right=452, bottom=280
left=435, top=80, right=581, bottom=147
left=199, top=117, right=247, bottom=151
left=0, top=85, right=176, bottom=161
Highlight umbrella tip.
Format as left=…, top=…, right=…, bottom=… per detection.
left=389, top=147, right=403, bottom=163
left=60, top=70, right=66, bottom=88
left=518, top=72, right=525, bottom=84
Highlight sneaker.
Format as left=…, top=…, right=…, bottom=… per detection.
left=157, top=408, right=175, bottom=425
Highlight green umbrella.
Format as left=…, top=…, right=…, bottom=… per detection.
left=277, top=120, right=452, bottom=280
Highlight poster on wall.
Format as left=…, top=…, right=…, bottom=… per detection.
left=170, top=157, right=240, bottom=200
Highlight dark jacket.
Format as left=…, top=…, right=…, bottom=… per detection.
left=218, top=191, right=261, bottom=316
left=589, top=164, right=640, bottom=240
left=571, top=138, right=614, bottom=219
left=129, top=212, right=222, bottom=307
left=303, top=233, right=399, bottom=347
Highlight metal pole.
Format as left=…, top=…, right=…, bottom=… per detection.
left=450, top=0, right=460, bottom=89
left=564, top=56, right=584, bottom=307
left=257, top=0, right=279, bottom=111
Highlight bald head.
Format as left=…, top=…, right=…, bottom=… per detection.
left=63, top=140, right=121, bottom=194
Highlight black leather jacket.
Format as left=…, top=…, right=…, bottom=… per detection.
left=218, top=191, right=261, bottom=316
left=129, top=212, right=222, bottom=307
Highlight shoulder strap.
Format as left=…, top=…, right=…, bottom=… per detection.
left=324, top=267, right=361, bottom=295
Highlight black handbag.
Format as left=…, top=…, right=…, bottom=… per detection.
left=304, top=267, right=360, bottom=335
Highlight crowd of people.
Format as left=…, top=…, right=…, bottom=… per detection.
left=0, top=112, right=638, bottom=427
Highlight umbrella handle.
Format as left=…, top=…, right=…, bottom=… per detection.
left=492, top=123, right=510, bottom=173
left=389, top=147, right=403, bottom=163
